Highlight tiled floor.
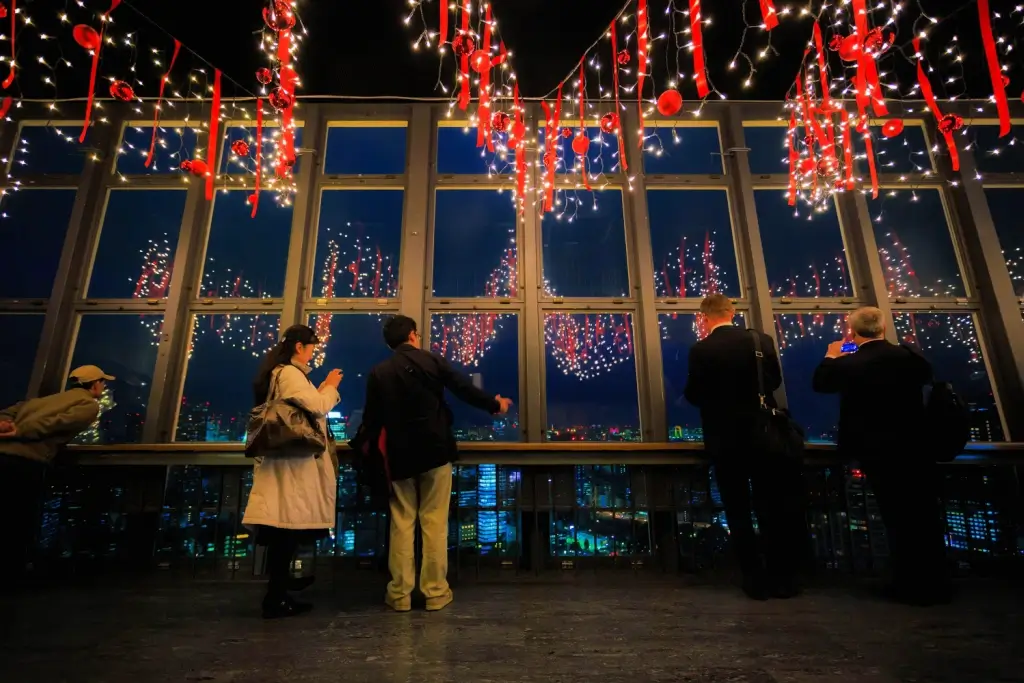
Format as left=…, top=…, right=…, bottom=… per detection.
left=1, top=575, right=1022, bottom=682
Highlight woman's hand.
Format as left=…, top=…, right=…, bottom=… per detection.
left=321, top=368, right=343, bottom=390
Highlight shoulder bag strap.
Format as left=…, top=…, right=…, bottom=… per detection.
left=749, top=329, right=767, bottom=407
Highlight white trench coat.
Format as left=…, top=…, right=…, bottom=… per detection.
left=242, top=362, right=340, bottom=531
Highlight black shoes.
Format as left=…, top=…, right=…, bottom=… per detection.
left=262, top=593, right=313, bottom=619
left=288, top=575, right=315, bottom=592
left=742, top=575, right=771, bottom=601
left=771, top=576, right=802, bottom=599
left=742, top=573, right=801, bottom=601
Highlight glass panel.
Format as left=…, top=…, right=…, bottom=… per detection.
left=221, top=125, right=305, bottom=174
left=983, top=188, right=1024, bottom=297
left=970, top=125, right=1024, bottom=175
left=176, top=314, right=280, bottom=442
left=544, top=312, right=639, bottom=441
left=430, top=313, right=520, bottom=441
left=539, top=125, right=621, bottom=175
left=542, top=190, right=629, bottom=297
left=647, top=190, right=740, bottom=297
left=0, top=314, right=45, bottom=406
left=775, top=313, right=850, bottom=443
left=12, top=125, right=87, bottom=175
left=436, top=127, right=516, bottom=175
left=201, top=192, right=292, bottom=298
left=325, top=126, right=407, bottom=175
left=867, top=189, right=965, bottom=298
left=743, top=126, right=788, bottom=175
left=660, top=313, right=744, bottom=442
left=642, top=126, right=723, bottom=174
left=313, top=190, right=404, bottom=299
left=894, top=313, right=1003, bottom=441
left=89, top=190, right=187, bottom=299
left=869, top=123, right=932, bottom=174
left=755, top=191, right=852, bottom=297
left=0, top=189, right=77, bottom=299
left=117, top=125, right=200, bottom=175
left=305, top=312, right=394, bottom=440
left=69, top=315, right=161, bottom=444
left=432, top=190, right=517, bottom=298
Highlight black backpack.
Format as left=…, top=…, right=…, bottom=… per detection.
left=923, top=380, right=970, bottom=462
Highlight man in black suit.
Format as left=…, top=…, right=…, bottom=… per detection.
left=812, top=306, right=950, bottom=605
left=362, top=315, right=511, bottom=613
left=684, top=294, right=807, bottom=600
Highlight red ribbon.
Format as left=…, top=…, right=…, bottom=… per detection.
left=476, top=3, right=493, bottom=152
left=787, top=112, right=798, bottom=206
left=812, top=22, right=834, bottom=149
left=795, top=72, right=818, bottom=196
left=251, top=98, right=263, bottom=218
left=145, top=39, right=181, bottom=169
left=458, top=1, right=471, bottom=111
left=513, top=83, right=525, bottom=212
left=577, top=58, right=591, bottom=191
left=851, top=0, right=887, bottom=118
left=80, top=0, right=121, bottom=143
left=277, top=29, right=297, bottom=179
left=759, top=0, right=779, bottom=30
left=541, top=83, right=562, bottom=213
left=2, top=0, right=14, bottom=89
left=913, top=37, right=959, bottom=172
left=439, top=0, right=448, bottom=49
left=206, top=69, right=221, bottom=201
left=636, top=0, right=648, bottom=148
left=978, top=0, right=1009, bottom=137
left=689, top=0, right=709, bottom=99
left=609, top=20, right=627, bottom=172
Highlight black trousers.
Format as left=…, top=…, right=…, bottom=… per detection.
left=257, top=527, right=300, bottom=599
left=0, top=454, right=47, bottom=582
left=714, top=453, right=808, bottom=579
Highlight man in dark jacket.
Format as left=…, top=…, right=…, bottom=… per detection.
left=363, top=315, right=510, bottom=612
left=684, top=294, right=806, bottom=600
left=812, top=306, right=949, bottom=605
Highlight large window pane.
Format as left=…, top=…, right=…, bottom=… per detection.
left=544, top=312, right=639, bottom=441
left=867, top=190, right=965, bottom=298
left=176, top=314, right=280, bottom=442
left=755, top=191, right=852, bottom=297
left=894, top=313, right=1003, bottom=441
left=222, top=125, right=304, bottom=174
left=313, top=190, right=403, bottom=299
left=89, top=190, right=187, bottom=299
left=542, top=190, right=629, bottom=297
left=436, top=127, right=516, bottom=175
left=201, top=192, right=292, bottom=298
left=305, top=312, right=393, bottom=440
left=0, top=314, right=44, bottom=406
left=642, top=126, right=723, bottom=174
left=0, top=189, right=77, bottom=299
left=69, top=315, right=161, bottom=444
left=984, top=188, right=1024, bottom=296
left=660, top=313, right=744, bottom=441
left=432, top=190, right=517, bottom=298
left=775, top=313, right=850, bottom=443
left=743, top=126, right=788, bottom=175
left=117, top=125, right=200, bottom=175
left=970, top=125, right=1024, bottom=174
left=647, top=190, right=739, bottom=297
left=12, top=125, right=87, bottom=175
left=869, top=123, right=931, bottom=174
left=431, top=313, right=519, bottom=441
left=325, top=126, right=406, bottom=175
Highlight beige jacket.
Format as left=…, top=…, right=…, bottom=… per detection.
left=0, top=388, right=99, bottom=463
left=242, top=363, right=340, bottom=530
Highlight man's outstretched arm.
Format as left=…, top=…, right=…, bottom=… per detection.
left=436, top=355, right=502, bottom=413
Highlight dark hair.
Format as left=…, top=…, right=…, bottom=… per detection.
left=382, top=315, right=417, bottom=350
left=72, top=379, right=103, bottom=392
left=252, top=325, right=320, bottom=405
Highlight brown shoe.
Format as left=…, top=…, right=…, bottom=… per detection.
left=425, top=590, right=453, bottom=612
left=385, top=594, right=411, bottom=612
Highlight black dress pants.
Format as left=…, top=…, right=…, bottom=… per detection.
left=0, top=454, right=47, bottom=583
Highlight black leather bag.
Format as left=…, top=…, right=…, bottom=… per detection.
left=244, top=368, right=327, bottom=459
left=749, top=330, right=805, bottom=461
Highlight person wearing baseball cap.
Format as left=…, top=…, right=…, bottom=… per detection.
left=0, top=364, right=114, bottom=585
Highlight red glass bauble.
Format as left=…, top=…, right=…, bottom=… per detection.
left=616, top=50, right=630, bottom=66
left=491, top=111, right=510, bottom=133
left=817, top=157, right=839, bottom=178
left=828, top=35, right=843, bottom=52
left=268, top=87, right=294, bottom=111
left=109, top=80, right=135, bottom=102
left=452, top=34, right=475, bottom=58
left=838, top=34, right=860, bottom=62
left=881, top=119, right=904, bottom=138
left=0, top=3, right=8, bottom=20
left=256, top=68, right=273, bottom=85
left=938, top=113, right=963, bottom=135
left=470, top=49, right=491, bottom=74
left=561, top=127, right=572, bottom=138
left=181, top=159, right=208, bottom=176
left=231, top=140, right=250, bottom=157
left=571, top=133, right=590, bottom=156
left=262, top=0, right=296, bottom=32
left=656, top=89, right=683, bottom=117
left=600, top=113, right=619, bottom=134
left=73, top=24, right=101, bottom=51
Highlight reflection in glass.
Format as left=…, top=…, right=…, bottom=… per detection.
left=314, top=190, right=403, bottom=298
left=545, top=312, right=640, bottom=441
left=431, top=313, right=519, bottom=441
left=432, top=190, right=518, bottom=297
left=869, top=124, right=931, bottom=174
left=755, top=191, right=851, bottom=297
left=775, top=313, right=849, bottom=443
left=202, top=192, right=292, bottom=298
left=90, top=190, right=187, bottom=299
left=325, top=126, right=407, bottom=175
left=0, top=190, right=77, bottom=299
left=176, top=314, right=280, bottom=442
left=455, top=465, right=520, bottom=557
left=436, top=127, right=516, bottom=175
left=983, top=188, right=1024, bottom=297
left=117, top=126, right=200, bottom=175
left=894, top=313, right=1003, bottom=441
left=305, top=312, right=393, bottom=440
left=12, top=126, right=87, bottom=174
left=221, top=125, right=304, bottom=174
left=542, top=190, right=629, bottom=297
left=647, top=190, right=739, bottom=297
left=0, top=314, right=45, bottom=407
left=642, top=126, right=723, bottom=175
left=69, top=315, right=161, bottom=444
left=868, top=190, right=965, bottom=297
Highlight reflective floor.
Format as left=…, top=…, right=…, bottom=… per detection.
left=2, top=574, right=1022, bottom=682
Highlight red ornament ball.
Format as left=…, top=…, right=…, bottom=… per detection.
left=109, top=80, right=135, bottom=102
left=180, top=159, right=209, bottom=177
left=470, top=49, right=490, bottom=74
left=817, top=157, right=839, bottom=178
left=256, top=68, right=273, bottom=85
left=452, top=34, right=475, bottom=58
left=0, top=3, right=8, bottom=20
left=262, top=0, right=296, bottom=32
left=616, top=50, right=630, bottom=66
left=837, top=34, right=860, bottom=62
left=828, top=35, right=843, bottom=52
left=600, top=113, right=619, bottom=134
left=230, top=140, right=250, bottom=157
left=490, top=111, right=510, bottom=133
left=561, top=127, right=573, bottom=138
left=268, top=87, right=294, bottom=111
left=571, top=133, right=590, bottom=156
left=938, top=113, right=964, bottom=135
left=881, top=119, right=904, bottom=138
left=863, top=28, right=894, bottom=54
left=656, top=89, right=683, bottom=117
left=73, top=24, right=101, bottom=51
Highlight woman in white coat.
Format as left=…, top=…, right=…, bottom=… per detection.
left=243, top=324, right=342, bottom=619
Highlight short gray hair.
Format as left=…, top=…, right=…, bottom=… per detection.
left=849, top=306, right=885, bottom=338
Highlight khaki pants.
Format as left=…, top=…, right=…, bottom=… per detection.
left=386, top=463, right=452, bottom=602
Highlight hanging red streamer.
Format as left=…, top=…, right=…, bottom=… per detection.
left=475, top=3, right=493, bottom=152
left=851, top=0, right=887, bottom=118
left=913, top=38, right=959, bottom=172
left=609, top=19, right=627, bottom=172
left=80, top=0, right=121, bottom=143
left=438, top=0, right=448, bottom=49
left=513, top=83, right=525, bottom=213
left=689, top=0, right=709, bottom=99
left=636, top=0, right=648, bottom=148
left=251, top=98, right=263, bottom=218
left=206, top=69, right=221, bottom=201
left=812, top=22, right=834, bottom=148
left=577, top=57, right=591, bottom=191
left=277, top=29, right=297, bottom=178
left=787, top=112, right=798, bottom=207
left=458, top=0, right=471, bottom=111
left=542, top=83, right=562, bottom=213
left=145, top=39, right=182, bottom=168
left=977, top=0, right=1010, bottom=138
left=2, top=0, right=14, bottom=89
left=759, top=0, right=779, bottom=30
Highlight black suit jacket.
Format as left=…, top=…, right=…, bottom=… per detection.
left=812, top=339, right=931, bottom=454
left=683, top=325, right=782, bottom=453
left=362, top=344, right=500, bottom=481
